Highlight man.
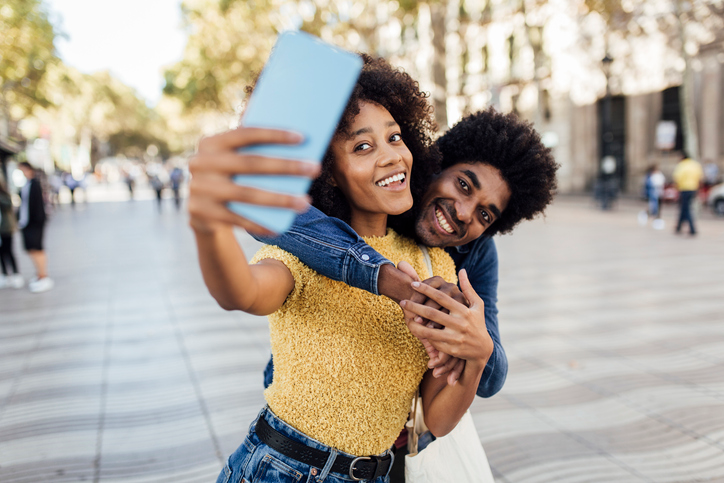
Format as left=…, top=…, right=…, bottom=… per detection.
left=17, top=162, right=54, bottom=293
left=673, top=152, right=704, bottom=236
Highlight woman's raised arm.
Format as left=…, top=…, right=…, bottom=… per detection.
left=188, top=127, right=313, bottom=314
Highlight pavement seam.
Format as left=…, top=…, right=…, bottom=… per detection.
left=164, top=286, right=225, bottom=465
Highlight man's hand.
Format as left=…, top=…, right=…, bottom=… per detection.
left=188, top=127, right=321, bottom=235
left=400, top=269, right=493, bottom=382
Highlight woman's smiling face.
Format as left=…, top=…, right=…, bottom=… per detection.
left=330, top=101, right=413, bottom=234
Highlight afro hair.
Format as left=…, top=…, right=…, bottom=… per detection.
left=435, top=108, right=559, bottom=237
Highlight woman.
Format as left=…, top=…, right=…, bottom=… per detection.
left=0, top=178, right=23, bottom=288
left=191, top=56, right=485, bottom=483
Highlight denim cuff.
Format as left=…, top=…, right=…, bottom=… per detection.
left=343, top=242, right=393, bottom=296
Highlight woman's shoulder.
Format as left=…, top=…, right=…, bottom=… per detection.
left=251, top=245, right=307, bottom=274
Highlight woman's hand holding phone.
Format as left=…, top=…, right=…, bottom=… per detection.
left=188, top=127, right=321, bottom=236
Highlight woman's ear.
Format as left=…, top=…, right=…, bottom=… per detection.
left=328, top=174, right=338, bottom=187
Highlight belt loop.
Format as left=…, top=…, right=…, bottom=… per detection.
left=317, top=447, right=338, bottom=482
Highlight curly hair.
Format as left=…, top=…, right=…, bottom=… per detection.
left=436, top=108, right=559, bottom=237
left=308, top=54, right=439, bottom=238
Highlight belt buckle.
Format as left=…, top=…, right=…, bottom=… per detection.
left=349, top=456, right=371, bottom=481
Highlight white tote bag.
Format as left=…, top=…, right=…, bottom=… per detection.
left=405, top=391, right=494, bottom=483
left=405, top=246, right=495, bottom=482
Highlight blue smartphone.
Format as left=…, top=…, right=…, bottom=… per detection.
left=229, top=31, right=363, bottom=233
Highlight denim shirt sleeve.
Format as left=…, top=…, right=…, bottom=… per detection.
left=250, top=206, right=393, bottom=295
left=452, top=237, right=508, bottom=398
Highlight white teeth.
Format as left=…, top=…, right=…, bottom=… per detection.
left=436, top=207, right=454, bottom=234
left=376, top=173, right=406, bottom=187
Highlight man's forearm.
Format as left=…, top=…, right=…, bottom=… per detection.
left=253, top=206, right=392, bottom=295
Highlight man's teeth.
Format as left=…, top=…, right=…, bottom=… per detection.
left=376, top=173, right=405, bottom=187
left=436, top=207, right=455, bottom=234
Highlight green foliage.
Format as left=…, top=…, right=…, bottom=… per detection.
left=0, top=0, right=59, bottom=119
left=163, top=0, right=280, bottom=114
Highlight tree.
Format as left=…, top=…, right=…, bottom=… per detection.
left=0, top=0, right=59, bottom=128
left=163, top=0, right=282, bottom=116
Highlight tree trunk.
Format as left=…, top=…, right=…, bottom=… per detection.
left=430, top=1, right=448, bottom=129
left=676, top=0, right=700, bottom=160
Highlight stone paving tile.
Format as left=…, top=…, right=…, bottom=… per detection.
left=1, top=196, right=723, bottom=482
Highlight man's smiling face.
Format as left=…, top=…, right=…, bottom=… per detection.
left=415, top=163, right=511, bottom=247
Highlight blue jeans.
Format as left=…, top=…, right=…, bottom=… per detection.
left=216, top=406, right=393, bottom=483
left=676, top=190, right=696, bottom=234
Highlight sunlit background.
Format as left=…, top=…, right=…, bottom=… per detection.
left=2, top=0, right=723, bottom=196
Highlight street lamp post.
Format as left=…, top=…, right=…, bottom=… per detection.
left=599, top=53, right=616, bottom=210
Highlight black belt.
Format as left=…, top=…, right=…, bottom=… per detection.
left=255, top=415, right=394, bottom=481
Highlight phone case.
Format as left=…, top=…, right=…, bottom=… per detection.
left=229, top=31, right=363, bottom=233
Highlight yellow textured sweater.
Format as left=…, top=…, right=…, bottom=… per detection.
left=251, top=229, right=457, bottom=456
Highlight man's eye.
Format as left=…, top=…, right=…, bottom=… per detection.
left=354, top=142, right=372, bottom=152
left=458, top=178, right=469, bottom=192
left=390, top=133, right=402, bottom=142
left=481, top=211, right=491, bottom=223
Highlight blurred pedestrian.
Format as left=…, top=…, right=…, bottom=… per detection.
left=703, top=160, right=720, bottom=188
left=646, top=165, right=666, bottom=230
left=63, top=171, right=79, bottom=205
left=0, top=178, right=23, bottom=289
left=169, top=166, right=184, bottom=210
left=673, top=152, right=704, bottom=236
left=17, top=162, right=54, bottom=293
left=597, top=155, right=618, bottom=210
left=48, top=170, right=62, bottom=207
left=149, top=172, right=165, bottom=212
left=123, top=166, right=136, bottom=200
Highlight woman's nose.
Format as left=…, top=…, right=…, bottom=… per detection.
left=378, top=144, right=403, bottom=166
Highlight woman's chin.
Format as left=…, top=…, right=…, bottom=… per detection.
left=388, top=199, right=414, bottom=215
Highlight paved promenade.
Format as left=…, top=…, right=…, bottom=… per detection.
left=1, top=194, right=723, bottom=482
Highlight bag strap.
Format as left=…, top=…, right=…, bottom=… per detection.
left=407, top=389, right=421, bottom=455
left=418, top=245, right=433, bottom=279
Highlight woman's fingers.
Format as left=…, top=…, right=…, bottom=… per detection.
left=191, top=177, right=311, bottom=212
left=397, top=260, right=420, bottom=283
left=447, top=359, right=465, bottom=386
left=198, top=127, right=303, bottom=153
left=400, top=299, right=455, bottom=327
left=190, top=152, right=320, bottom=177
left=188, top=197, right=276, bottom=236
left=410, top=281, right=461, bottom=314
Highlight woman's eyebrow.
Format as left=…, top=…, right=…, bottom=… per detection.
left=350, top=121, right=399, bottom=137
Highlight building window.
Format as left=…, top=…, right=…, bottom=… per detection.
left=661, top=86, right=684, bottom=152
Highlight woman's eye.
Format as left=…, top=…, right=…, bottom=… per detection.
left=390, top=133, right=402, bottom=142
left=458, top=178, right=469, bottom=192
left=354, top=142, right=372, bottom=152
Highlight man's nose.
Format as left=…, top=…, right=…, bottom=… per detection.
left=455, top=200, right=476, bottom=225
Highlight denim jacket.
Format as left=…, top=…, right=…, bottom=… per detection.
left=254, top=206, right=507, bottom=398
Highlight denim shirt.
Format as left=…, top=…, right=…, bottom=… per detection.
left=254, top=206, right=507, bottom=398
